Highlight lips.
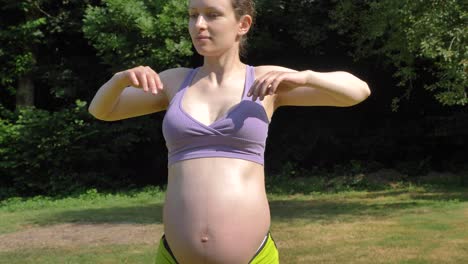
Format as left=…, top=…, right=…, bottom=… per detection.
left=197, top=36, right=210, bottom=39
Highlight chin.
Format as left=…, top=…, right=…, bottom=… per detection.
left=195, top=47, right=223, bottom=57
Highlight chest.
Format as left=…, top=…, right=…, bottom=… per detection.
left=179, top=82, right=273, bottom=127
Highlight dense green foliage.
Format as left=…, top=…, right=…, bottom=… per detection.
left=0, top=101, right=167, bottom=199
left=249, top=0, right=333, bottom=58
left=0, top=0, right=466, bottom=199
left=0, top=1, right=46, bottom=96
left=82, top=0, right=193, bottom=72
left=330, top=0, right=467, bottom=109
left=0, top=0, right=105, bottom=105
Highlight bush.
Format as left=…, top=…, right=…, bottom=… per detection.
left=0, top=100, right=167, bottom=200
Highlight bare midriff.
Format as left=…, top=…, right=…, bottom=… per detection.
left=163, top=157, right=271, bottom=264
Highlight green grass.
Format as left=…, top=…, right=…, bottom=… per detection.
left=1, top=183, right=467, bottom=263
left=0, top=187, right=166, bottom=234
left=0, top=244, right=157, bottom=264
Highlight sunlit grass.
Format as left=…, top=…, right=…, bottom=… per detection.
left=0, top=183, right=467, bottom=263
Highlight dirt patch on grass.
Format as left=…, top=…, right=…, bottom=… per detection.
left=0, top=223, right=164, bottom=252
left=428, top=239, right=468, bottom=263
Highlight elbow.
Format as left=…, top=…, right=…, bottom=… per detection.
left=344, top=82, right=371, bottom=107
left=88, top=105, right=112, bottom=122
left=88, top=105, right=96, bottom=117
left=354, top=81, right=371, bottom=104
left=362, top=81, right=371, bottom=99
left=341, top=72, right=371, bottom=106
left=91, top=113, right=114, bottom=122
left=87, top=105, right=101, bottom=119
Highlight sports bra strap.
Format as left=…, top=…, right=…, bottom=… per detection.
left=242, top=65, right=254, bottom=100
left=179, top=66, right=255, bottom=101
left=178, top=67, right=200, bottom=92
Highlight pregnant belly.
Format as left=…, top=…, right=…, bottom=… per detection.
left=163, top=158, right=271, bottom=264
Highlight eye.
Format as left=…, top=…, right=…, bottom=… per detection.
left=189, top=13, right=198, bottom=19
left=208, top=13, right=219, bottom=18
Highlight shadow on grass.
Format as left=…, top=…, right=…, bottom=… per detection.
left=362, top=185, right=468, bottom=202
left=269, top=186, right=468, bottom=223
left=35, top=200, right=412, bottom=227
left=269, top=199, right=429, bottom=224
left=32, top=186, right=467, bottom=227
left=32, top=203, right=164, bottom=226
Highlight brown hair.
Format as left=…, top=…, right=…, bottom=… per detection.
left=230, top=0, right=256, bottom=57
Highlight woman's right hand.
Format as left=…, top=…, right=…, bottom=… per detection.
left=113, top=66, right=164, bottom=95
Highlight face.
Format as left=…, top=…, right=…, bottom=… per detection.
left=188, top=0, right=251, bottom=56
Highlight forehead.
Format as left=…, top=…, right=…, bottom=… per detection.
left=189, top=0, right=231, bottom=11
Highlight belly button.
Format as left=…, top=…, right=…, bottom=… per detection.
left=201, top=236, right=209, bottom=243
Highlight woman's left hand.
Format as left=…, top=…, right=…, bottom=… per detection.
left=248, top=70, right=310, bottom=101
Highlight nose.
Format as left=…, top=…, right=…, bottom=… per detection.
left=195, top=15, right=207, bottom=29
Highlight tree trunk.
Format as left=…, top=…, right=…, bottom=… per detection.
left=16, top=75, right=35, bottom=107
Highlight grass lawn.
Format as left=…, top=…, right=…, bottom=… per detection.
left=0, top=182, right=467, bottom=263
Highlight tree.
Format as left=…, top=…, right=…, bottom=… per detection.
left=330, top=0, right=467, bottom=109
left=82, top=0, right=193, bottom=72
left=0, top=1, right=46, bottom=107
left=0, top=0, right=104, bottom=109
left=250, top=0, right=333, bottom=61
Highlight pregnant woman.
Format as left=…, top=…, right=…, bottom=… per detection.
left=88, top=0, right=371, bottom=263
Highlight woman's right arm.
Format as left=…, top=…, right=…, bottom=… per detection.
left=88, top=66, right=171, bottom=121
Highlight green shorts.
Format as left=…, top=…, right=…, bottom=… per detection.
left=155, top=231, right=279, bottom=263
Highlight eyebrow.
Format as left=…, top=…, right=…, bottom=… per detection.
left=188, top=6, right=223, bottom=11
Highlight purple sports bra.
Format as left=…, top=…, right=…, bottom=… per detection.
left=162, top=65, right=270, bottom=166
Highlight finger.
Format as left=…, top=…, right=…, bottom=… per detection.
left=148, top=75, right=158, bottom=94
left=147, top=68, right=163, bottom=90
left=269, top=75, right=284, bottom=95
left=257, top=81, right=267, bottom=101
left=259, top=86, right=268, bottom=101
left=266, top=84, right=275, bottom=95
left=268, top=82, right=279, bottom=96
left=259, top=76, right=274, bottom=100
left=251, top=71, right=275, bottom=100
left=259, top=81, right=273, bottom=101
left=140, top=72, right=149, bottom=92
left=251, top=72, right=270, bottom=99
left=261, top=72, right=283, bottom=99
left=145, top=67, right=157, bottom=94
left=248, top=79, right=258, bottom=98
left=254, top=78, right=268, bottom=101
left=256, top=71, right=277, bottom=100
left=155, top=73, right=164, bottom=90
left=247, top=83, right=253, bottom=97
left=252, top=79, right=262, bottom=101
left=129, top=72, right=139, bottom=87
left=248, top=80, right=257, bottom=100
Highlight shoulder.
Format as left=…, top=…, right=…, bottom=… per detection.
left=158, top=67, right=194, bottom=100
left=159, top=67, right=193, bottom=84
left=251, top=65, right=299, bottom=114
left=253, top=65, right=299, bottom=77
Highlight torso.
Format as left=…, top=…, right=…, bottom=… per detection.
left=162, top=65, right=277, bottom=264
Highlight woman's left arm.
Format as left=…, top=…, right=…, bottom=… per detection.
left=249, top=66, right=371, bottom=108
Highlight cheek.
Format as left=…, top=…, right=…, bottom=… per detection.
left=216, top=22, right=239, bottom=37
left=225, top=28, right=241, bottom=42
left=188, top=21, right=195, bottom=33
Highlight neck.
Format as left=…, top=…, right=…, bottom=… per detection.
left=201, top=45, right=245, bottom=77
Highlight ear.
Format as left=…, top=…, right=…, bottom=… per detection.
left=238, top=15, right=252, bottom=36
